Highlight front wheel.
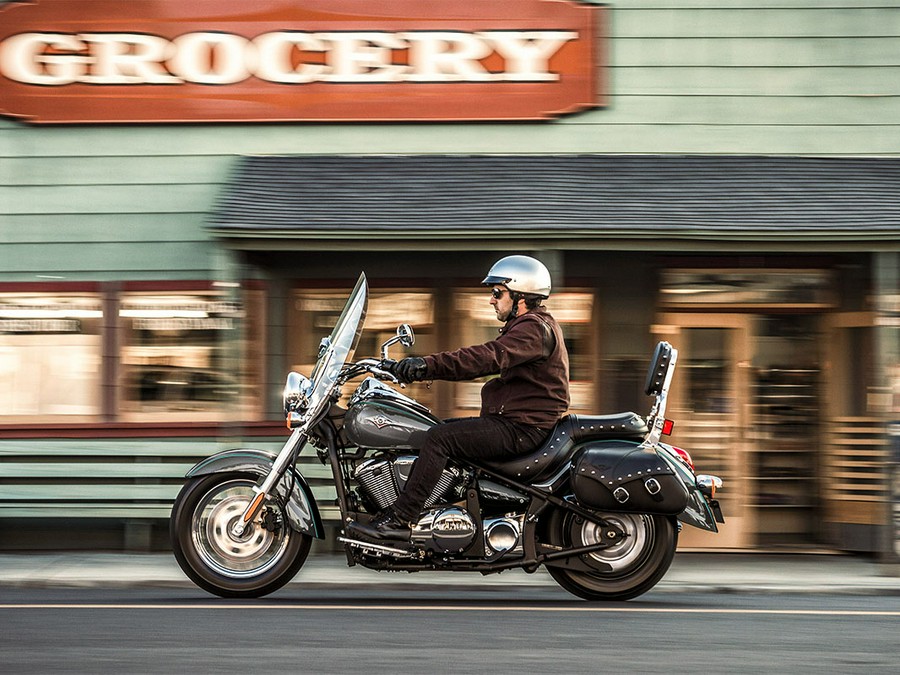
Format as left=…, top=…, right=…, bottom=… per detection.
left=170, top=472, right=312, bottom=598
left=543, top=508, right=678, bottom=601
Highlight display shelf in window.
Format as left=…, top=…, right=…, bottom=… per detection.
left=749, top=366, right=820, bottom=542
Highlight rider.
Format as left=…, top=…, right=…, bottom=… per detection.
left=346, top=254, right=570, bottom=543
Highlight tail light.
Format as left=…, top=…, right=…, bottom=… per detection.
left=670, top=446, right=694, bottom=471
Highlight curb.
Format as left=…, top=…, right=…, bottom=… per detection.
left=1, top=553, right=899, bottom=596
left=3, top=578, right=899, bottom=596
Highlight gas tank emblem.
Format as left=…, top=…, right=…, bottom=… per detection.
left=369, top=415, right=394, bottom=429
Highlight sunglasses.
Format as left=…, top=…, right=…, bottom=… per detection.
left=490, top=288, right=508, bottom=300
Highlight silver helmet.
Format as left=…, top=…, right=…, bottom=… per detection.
left=482, top=255, right=552, bottom=298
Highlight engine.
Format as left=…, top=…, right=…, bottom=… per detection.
left=354, top=455, right=465, bottom=512
left=411, top=507, right=477, bottom=553
left=353, top=456, right=525, bottom=556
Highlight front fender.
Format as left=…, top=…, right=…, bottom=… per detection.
left=186, top=448, right=325, bottom=539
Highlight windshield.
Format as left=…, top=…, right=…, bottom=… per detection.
left=306, top=273, right=368, bottom=412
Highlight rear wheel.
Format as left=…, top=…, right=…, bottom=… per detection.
left=543, top=508, right=678, bottom=601
left=170, top=472, right=312, bottom=598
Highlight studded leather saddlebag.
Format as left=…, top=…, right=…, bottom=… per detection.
left=571, top=442, right=689, bottom=515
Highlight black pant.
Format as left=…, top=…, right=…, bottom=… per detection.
left=390, top=415, right=549, bottom=523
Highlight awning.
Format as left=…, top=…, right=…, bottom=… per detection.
left=208, top=155, right=900, bottom=250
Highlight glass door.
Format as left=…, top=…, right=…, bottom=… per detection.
left=655, top=314, right=752, bottom=548
left=822, top=312, right=888, bottom=552
left=749, top=314, right=822, bottom=548
left=657, top=312, right=827, bottom=549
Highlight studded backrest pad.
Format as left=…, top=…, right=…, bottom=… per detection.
left=644, top=341, right=673, bottom=397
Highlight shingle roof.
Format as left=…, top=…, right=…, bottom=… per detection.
left=209, top=155, right=900, bottom=242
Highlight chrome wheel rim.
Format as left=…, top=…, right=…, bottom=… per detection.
left=579, top=513, right=653, bottom=572
left=191, top=479, right=290, bottom=579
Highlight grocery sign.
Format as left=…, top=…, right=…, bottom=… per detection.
left=0, top=0, right=606, bottom=124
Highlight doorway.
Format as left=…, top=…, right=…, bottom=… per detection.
left=822, top=312, right=887, bottom=552
left=655, top=314, right=752, bottom=548
left=656, top=312, right=824, bottom=549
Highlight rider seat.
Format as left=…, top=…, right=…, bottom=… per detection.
left=480, top=412, right=648, bottom=484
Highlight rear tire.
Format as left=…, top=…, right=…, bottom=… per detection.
left=170, top=472, right=312, bottom=598
left=543, top=508, right=678, bottom=601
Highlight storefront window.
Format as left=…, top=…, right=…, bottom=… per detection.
left=661, top=270, right=833, bottom=307
left=684, top=328, right=731, bottom=415
left=452, top=290, right=595, bottom=414
left=119, top=291, right=256, bottom=419
left=0, top=293, right=103, bottom=419
left=288, top=289, right=437, bottom=409
left=879, top=292, right=900, bottom=415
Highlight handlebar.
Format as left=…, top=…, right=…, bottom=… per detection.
left=340, top=358, right=402, bottom=385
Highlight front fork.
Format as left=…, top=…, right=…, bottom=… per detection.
left=231, top=427, right=307, bottom=537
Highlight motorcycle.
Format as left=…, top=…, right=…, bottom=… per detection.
left=170, top=273, right=724, bottom=601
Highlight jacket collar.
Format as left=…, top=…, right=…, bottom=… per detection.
left=499, top=305, right=547, bottom=334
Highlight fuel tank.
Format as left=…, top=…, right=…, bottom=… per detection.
left=344, top=377, right=440, bottom=450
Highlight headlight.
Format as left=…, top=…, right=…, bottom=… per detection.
left=283, top=371, right=312, bottom=417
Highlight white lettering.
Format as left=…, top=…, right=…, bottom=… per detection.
left=316, top=32, right=408, bottom=83
left=483, top=31, right=577, bottom=81
left=80, top=33, right=179, bottom=84
left=0, top=319, right=80, bottom=333
left=400, top=32, right=493, bottom=82
left=168, top=32, right=253, bottom=85
left=132, top=318, right=233, bottom=331
left=0, top=29, right=578, bottom=86
left=0, top=33, right=89, bottom=85
left=251, top=32, right=326, bottom=84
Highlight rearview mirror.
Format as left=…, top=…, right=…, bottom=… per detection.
left=380, top=324, right=416, bottom=359
left=397, top=323, right=415, bottom=347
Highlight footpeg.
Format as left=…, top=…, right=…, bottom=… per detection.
left=339, top=536, right=417, bottom=558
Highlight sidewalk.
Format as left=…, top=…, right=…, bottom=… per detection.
left=1, top=551, right=899, bottom=595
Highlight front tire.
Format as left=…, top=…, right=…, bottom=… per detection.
left=543, top=508, right=678, bottom=601
left=170, top=472, right=312, bottom=598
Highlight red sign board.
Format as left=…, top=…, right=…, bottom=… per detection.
left=0, top=0, right=606, bottom=124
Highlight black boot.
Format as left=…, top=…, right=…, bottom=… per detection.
left=346, top=509, right=411, bottom=543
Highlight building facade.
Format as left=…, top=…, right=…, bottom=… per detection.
left=1, top=0, right=898, bottom=553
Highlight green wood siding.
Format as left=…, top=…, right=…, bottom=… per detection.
left=3, top=242, right=214, bottom=276
left=1, top=214, right=209, bottom=244
left=1, top=185, right=220, bottom=214
left=1, top=0, right=899, bottom=280
left=0, top=438, right=337, bottom=522
left=0, top=155, right=230, bottom=186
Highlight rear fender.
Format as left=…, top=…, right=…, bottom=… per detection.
left=656, top=444, right=719, bottom=533
left=186, top=448, right=324, bottom=539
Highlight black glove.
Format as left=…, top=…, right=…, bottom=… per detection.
left=394, top=357, right=427, bottom=384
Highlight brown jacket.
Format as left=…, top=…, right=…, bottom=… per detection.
left=423, top=306, right=570, bottom=428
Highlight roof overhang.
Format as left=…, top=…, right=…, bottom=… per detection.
left=209, top=155, right=900, bottom=252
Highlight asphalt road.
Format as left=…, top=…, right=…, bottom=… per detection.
left=2, top=587, right=898, bottom=674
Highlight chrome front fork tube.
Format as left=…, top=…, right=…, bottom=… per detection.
left=230, top=427, right=307, bottom=538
